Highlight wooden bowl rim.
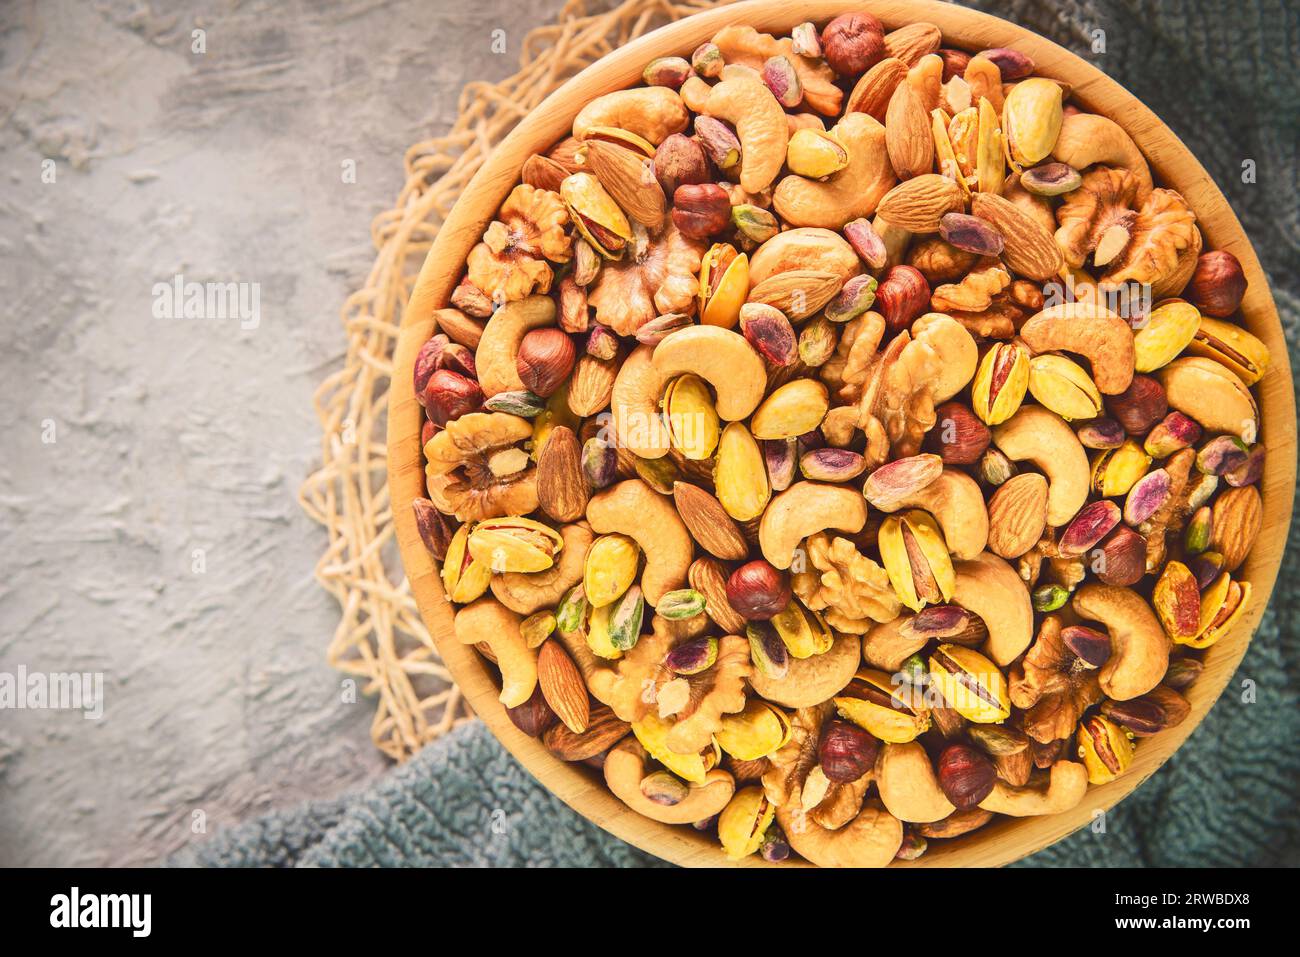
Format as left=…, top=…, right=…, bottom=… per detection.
left=386, top=0, right=1296, bottom=867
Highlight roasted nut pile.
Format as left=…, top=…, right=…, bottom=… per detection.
left=411, top=12, right=1270, bottom=866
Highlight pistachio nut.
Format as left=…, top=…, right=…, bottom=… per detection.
left=666, top=635, right=718, bottom=675
left=580, top=125, right=657, bottom=157
left=441, top=523, right=492, bottom=603
left=1090, top=439, right=1152, bottom=498
left=1076, top=418, right=1127, bottom=451
left=750, top=379, right=831, bottom=440
left=560, top=172, right=632, bottom=259
left=1185, top=572, right=1251, bottom=649
left=1019, top=162, right=1081, bottom=196
left=715, top=421, right=772, bottom=521
left=1076, top=714, right=1134, bottom=785
left=467, top=516, right=564, bottom=573
left=1152, top=560, right=1201, bottom=641
left=1188, top=315, right=1270, bottom=386
left=928, top=643, right=1011, bottom=723
left=639, top=770, right=689, bottom=807
left=1144, top=411, right=1203, bottom=458
left=555, top=583, right=589, bottom=633
left=931, top=108, right=970, bottom=198
left=879, top=510, right=956, bottom=612
left=786, top=128, right=851, bottom=179
left=657, top=588, right=707, bottom=620
left=972, top=341, right=1030, bottom=426
left=1025, top=353, right=1102, bottom=421
left=583, top=533, right=641, bottom=607
left=634, top=311, right=694, bottom=345
left=716, top=699, right=793, bottom=761
left=746, top=621, right=791, bottom=680
left=663, top=373, right=721, bottom=460
left=698, top=243, right=749, bottom=328
left=732, top=203, right=780, bottom=246
left=1184, top=505, right=1213, bottom=555
left=770, top=598, right=834, bottom=659
left=1123, top=467, right=1172, bottom=526
left=763, top=437, right=799, bottom=492
left=975, top=96, right=1004, bottom=194
left=632, top=712, right=720, bottom=784
left=1032, top=583, right=1070, bottom=612
left=1058, top=500, right=1121, bottom=558
left=1001, top=77, right=1063, bottom=170
left=717, top=786, right=776, bottom=860
left=585, top=602, right=623, bottom=660
left=823, top=274, right=879, bottom=323
left=607, top=585, right=645, bottom=651
left=1132, top=300, right=1200, bottom=373
left=484, top=390, right=546, bottom=417
left=520, top=610, right=556, bottom=648
left=833, top=668, right=932, bottom=744
left=694, top=115, right=742, bottom=171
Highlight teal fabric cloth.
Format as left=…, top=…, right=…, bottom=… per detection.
left=173, top=0, right=1299, bottom=867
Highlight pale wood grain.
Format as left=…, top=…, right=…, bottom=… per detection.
left=387, top=0, right=1296, bottom=867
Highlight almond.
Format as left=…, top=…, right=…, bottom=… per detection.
left=673, top=481, right=749, bottom=560
left=845, top=57, right=907, bottom=120
left=542, top=704, right=629, bottom=760
left=1210, top=484, right=1262, bottom=572
left=876, top=174, right=965, bottom=232
left=971, top=192, right=1065, bottom=281
left=688, top=556, right=747, bottom=634
left=582, top=139, right=666, bottom=231
left=885, top=81, right=933, bottom=180
left=537, top=639, right=591, bottom=734
left=883, top=22, right=942, bottom=67
left=986, top=472, right=1049, bottom=559
left=521, top=153, right=570, bottom=192
left=536, top=425, right=588, bottom=522
left=567, top=353, right=618, bottom=416
left=745, top=270, right=843, bottom=320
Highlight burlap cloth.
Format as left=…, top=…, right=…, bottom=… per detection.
left=174, top=0, right=1300, bottom=866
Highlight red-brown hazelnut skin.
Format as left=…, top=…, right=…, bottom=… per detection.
left=516, top=327, right=576, bottom=397
left=1185, top=250, right=1247, bottom=318
left=819, top=719, right=880, bottom=783
left=820, top=12, right=886, bottom=77
left=937, top=743, right=996, bottom=810
left=725, top=560, right=792, bottom=621
left=876, top=265, right=931, bottom=335
left=924, top=401, right=991, bottom=465
left=423, top=369, right=484, bottom=426
left=506, top=685, right=557, bottom=737
left=671, top=183, right=732, bottom=239
left=1105, top=375, right=1168, bottom=436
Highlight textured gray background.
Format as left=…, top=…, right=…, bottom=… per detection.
left=0, top=0, right=564, bottom=867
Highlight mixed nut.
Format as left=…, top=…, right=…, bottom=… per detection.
left=412, top=11, right=1272, bottom=867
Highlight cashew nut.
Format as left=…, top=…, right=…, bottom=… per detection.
left=876, top=742, right=956, bottom=823
left=586, top=479, right=693, bottom=605
left=1018, top=301, right=1135, bottom=395
left=1072, top=584, right=1170, bottom=701
left=872, top=468, right=988, bottom=560
left=748, top=228, right=861, bottom=286
left=777, top=800, right=903, bottom=868
left=991, top=405, right=1090, bottom=527
left=748, top=631, right=860, bottom=708
left=1052, top=112, right=1153, bottom=203
left=491, top=522, right=592, bottom=614
left=861, top=616, right=927, bottom=672
left=652, top=325, right=766, bottom=421
left=573, top=87, right=689, bottom=146
left=979, top=760, right=1088, bottom=817
left=604, top=738, right=735, bottom=825
left=911, top=314, right=978, bottom=404
left=475, top=294, right=556, bottom=396
left=952, top=551, right=1035, bottom=666
left=704, top=76, right=790, bottom=193
left=758, top=482, right=869, bottom=570
left=1158, top=357, right=1259, bottom=440
left=453, top=597, right=536, bottom=707
left=773, top=112, right=897, bottom=229
left=610, top=343, right=670, bottom=459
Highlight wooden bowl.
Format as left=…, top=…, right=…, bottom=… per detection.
left=387, top=0, right=1295, bottom=866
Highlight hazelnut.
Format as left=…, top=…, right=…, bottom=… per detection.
left=924, top=401, right=991, bottom=465
left=516, top=327, right=576, bottom=397
left=1095, top=525, right=1147, bottom=586
left=936, top=743, right=996, bottom=810
left=506, top=685, right=557, bottom=737
left=818, top=719, right=879, bottom=783
left=1185, top=250, right=1247, bottom=318
left=422, top=369, right=484, bottom=426
left=938, top=48, right=971, bottom=82
left=672, top=183, right=732, bottom=239
left=725, top=559, right=791, bottom=621
left=653, top=133, right=710, bottom=197
left=1105, top=374, right=1168, bottom=435
left=875, top=265, right=930, bottom=335
left=819, top=11, right=886, bottom=77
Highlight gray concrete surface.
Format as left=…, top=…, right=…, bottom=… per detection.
left=0, top=0, right=565, bottom=867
